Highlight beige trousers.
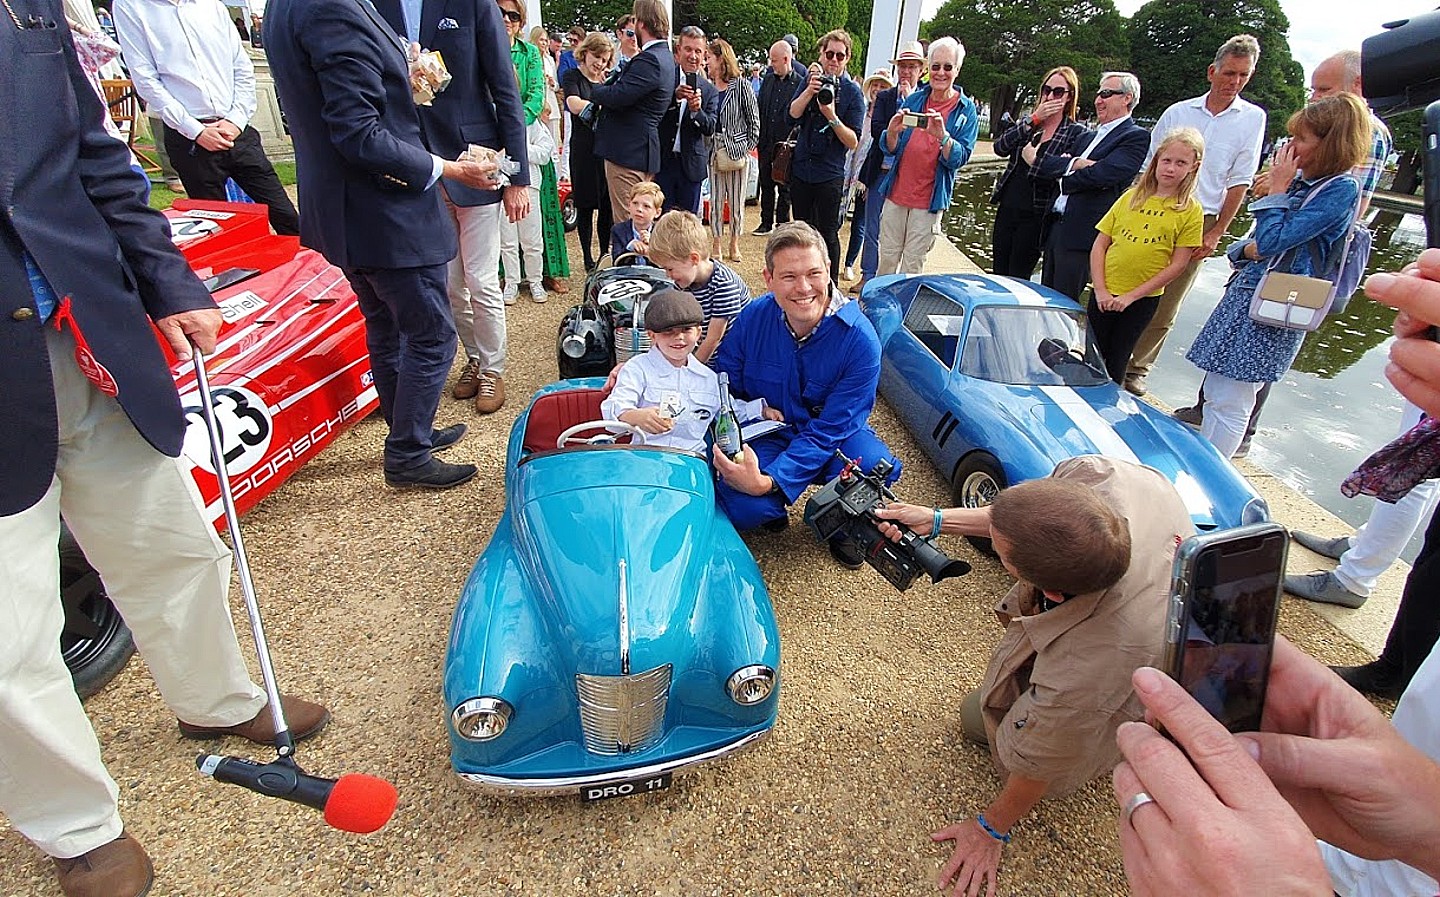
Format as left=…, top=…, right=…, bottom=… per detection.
left=0, top=328, right=264, bottom=858
left=877, top=199, right=939, bottom=276
left=604, top=160, right=650, bottom=227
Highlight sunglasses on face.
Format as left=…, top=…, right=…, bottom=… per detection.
left=1096, top=88, right=1126, bottom=99
left=930, top=62, right=954, bottom=72
left=1040, top=85, right=1069, bottom=97
left=823, top=50, right=847, bottom=60
left=501, top=9, right=521, bottom=22
left=624, top=29, right=635, bottom=37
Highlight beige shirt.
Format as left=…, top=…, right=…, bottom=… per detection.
left=979, top=456, right=1195, bottom=797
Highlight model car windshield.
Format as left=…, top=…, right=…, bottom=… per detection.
left=960, top=307, right=1110, bottom=387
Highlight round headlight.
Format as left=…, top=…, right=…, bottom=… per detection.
left=1241, top=496, right=1271, bottom=525
left=726, top=665, right=776, bottom=706
left=451, top=697, right=513, bottom=741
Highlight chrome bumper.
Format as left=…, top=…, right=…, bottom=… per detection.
left=455, top=728, right=771, bottom=796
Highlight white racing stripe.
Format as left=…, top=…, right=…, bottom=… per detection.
left=982, top=275, right=1052, bottom=307
left=1036, top=385, right=1140, bottom=462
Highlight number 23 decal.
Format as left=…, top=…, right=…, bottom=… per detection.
left=180, top=384, right=274, bottom=475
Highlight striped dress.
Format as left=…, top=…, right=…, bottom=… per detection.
left=709, top=79, right=760, bottom=238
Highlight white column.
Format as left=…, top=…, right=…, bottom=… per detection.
left=865, top=0, right=922, bottom=78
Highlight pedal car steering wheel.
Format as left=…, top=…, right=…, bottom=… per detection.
left=556, top=419, right=646, bottom=448
left=612, top=251, right=642, bottom=267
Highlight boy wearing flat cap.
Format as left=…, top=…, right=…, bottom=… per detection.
left=602, top=287, right=781, bottom=451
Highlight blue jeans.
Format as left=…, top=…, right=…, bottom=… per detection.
left=344, top=263, right=456, bottom=473
left=716, top=428, right=902, bottom=531
left=859, top=185, right=885, bottom=281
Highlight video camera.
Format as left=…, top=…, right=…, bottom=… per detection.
left=1362, top=10, right=1440, bottom=247
left=804, top=453, right=971, bottom=591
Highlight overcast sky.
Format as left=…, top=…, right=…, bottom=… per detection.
left=919, top=0, right=1430, bottom=79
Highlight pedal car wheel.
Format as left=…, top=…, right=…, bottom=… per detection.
left=59, top=523, right=136, bottom=700
left=952, top=453, right=1006, bottom=557
left=562, top=196, right=577, bottom=232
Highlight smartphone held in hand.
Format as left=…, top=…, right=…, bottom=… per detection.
left=901, top=111, right=924, bottom=129
left=1162, top=523, right=1287, bottom=733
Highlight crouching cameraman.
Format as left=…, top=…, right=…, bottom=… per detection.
left=874, top=456, right=1194, bottom=897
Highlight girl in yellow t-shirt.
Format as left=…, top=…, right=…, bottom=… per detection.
left=1088, top=127, right=1205, bottom=385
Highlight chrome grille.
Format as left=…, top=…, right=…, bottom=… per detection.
left=575, top=664, right=672, bottom=755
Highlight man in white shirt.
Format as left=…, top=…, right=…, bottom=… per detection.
left=114, top=0, right=300, bottom=235
left=1123, top=34, right=1266, bottom=396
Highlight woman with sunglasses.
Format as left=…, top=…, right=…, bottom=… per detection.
left=873, top=37, right=979, bottom=277
left=989, top=66, right=1087, bottom=278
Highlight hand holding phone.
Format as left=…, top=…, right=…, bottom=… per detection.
left=1162, top=523, right=1287, bottom=733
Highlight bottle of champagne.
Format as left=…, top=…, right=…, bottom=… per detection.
left=713, top=372, right=744, bottom=463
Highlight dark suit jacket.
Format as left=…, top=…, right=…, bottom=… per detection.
left=374, top=0, right=529, bottom=205
left=858, top=86, right=901, bottom=188
left=263, top=0, right=456, bottom=270
left=2, top=0, right=216, bottom=516
left=1035, top=117, right=1149, bottom=252
left=757, top=65, right=803, bottom=156
left=591, top=38, right=678, bottom=174
left=657, top=73, right=719, bottom=184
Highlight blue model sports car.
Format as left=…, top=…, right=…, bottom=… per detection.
left=444, top=379, right=780, bottom=799
left=861, top=273, right=1269, bottom=535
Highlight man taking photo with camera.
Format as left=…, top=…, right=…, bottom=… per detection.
left=875, top=456, right=1194, bottom=896
left=785, top=29, right=864, bottom=284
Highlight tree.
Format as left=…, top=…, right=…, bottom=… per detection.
left=696, top=0, right=816, bottom=65
left=540, top=0, right=631, bottom=34
left=922, top=0, right=1129, bottom=136
left=1128, top=0, right=1305, bottom=139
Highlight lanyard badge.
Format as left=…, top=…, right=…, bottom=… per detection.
left=51, top=297, right=120, bottom=397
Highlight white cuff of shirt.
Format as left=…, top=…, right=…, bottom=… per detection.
left=428, top=154, right=445, bottom=189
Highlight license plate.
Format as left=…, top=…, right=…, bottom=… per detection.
left=579, top=773, right=671, bottom=802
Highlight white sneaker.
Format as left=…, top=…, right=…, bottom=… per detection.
left=843, top=266, right=856, bottom=282
left=502, top=283, right=518, bottom=306
left=529, top=281, right=547, bottom=304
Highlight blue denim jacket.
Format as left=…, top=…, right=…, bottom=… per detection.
left=875, top=84, right=979, bottom=212
left=1230, top=174, right=1360, bottom=291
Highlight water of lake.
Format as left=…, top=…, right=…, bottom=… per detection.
left=940, top=167, right=1430, bottom=561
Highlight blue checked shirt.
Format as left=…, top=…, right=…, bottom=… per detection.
left=1355, top=113, right=1392, bottom=203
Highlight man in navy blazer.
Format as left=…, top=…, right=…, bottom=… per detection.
left=655, top=25, right=719, bottom=214
left=2, top=5, right=326, bottom=892
left=1037, top=72, right=1149, bottom=302
left=591, top=0, right=679, bottom=223
left=374, top=0, right=530, bottom=414
left=264, top=0, right=499, bottom=488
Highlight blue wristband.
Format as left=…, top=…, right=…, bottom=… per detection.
left=931, top=507, right=943, bottom=540
left=975, top=813, right=1011, bottom=844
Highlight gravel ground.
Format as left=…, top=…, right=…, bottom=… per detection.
left=0, top=225, right=1379, bottom=897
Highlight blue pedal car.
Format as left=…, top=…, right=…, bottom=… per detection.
left=444, top=380, right=780, bottom=798
left=861, top=273, right=1269, bottom=534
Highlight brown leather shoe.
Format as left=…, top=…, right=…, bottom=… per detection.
left=542, top=275, right=570, bottom=294
left=474, top=371, right=506, bottom=414
left=54, top=832, right=153, bottom=897
left=177, top=694, right=331, bottom=744
left=452, top=357, right=481, bottom=400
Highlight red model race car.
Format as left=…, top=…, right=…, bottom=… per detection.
left=61, top=200, right=377, bottom=698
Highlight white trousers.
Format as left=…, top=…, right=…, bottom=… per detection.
left=445, top=198, right=507, bottom=373
left=1199, top=372, right=1264, bottom=459
left=0, top=329, right=264, bottom=858
left=1334, top=400, right=1440, bottom=597
left=877, top=199, right=938, bottom=276
left=499, top=185, right=544, bottom=286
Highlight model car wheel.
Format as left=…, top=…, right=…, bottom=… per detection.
left=59, top=523, right=136, bottom=700
left=562, top=197, right=577, bottom=232
left=952, top=453, right=1006, bottom=556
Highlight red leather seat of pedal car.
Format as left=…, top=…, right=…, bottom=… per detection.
left=522, top=388, right=610, bottom=454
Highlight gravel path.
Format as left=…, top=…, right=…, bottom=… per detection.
left=0, top=227, right=1377, bottom=897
